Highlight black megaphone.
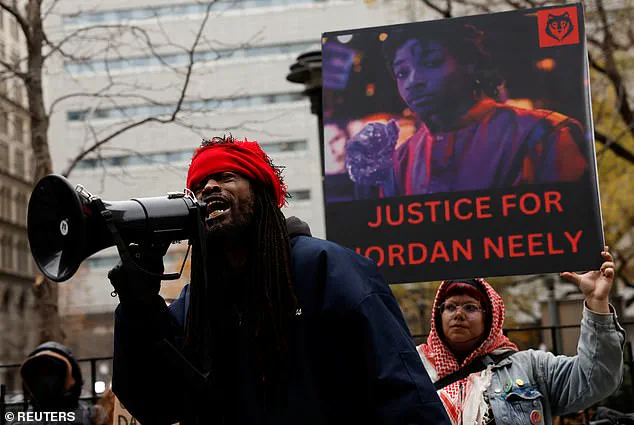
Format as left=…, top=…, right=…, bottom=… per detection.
left=27, top=174, right=206, bottom=282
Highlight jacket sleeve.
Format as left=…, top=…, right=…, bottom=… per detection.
left=537, top=305, right=625, bottom=416
left=535, top=116, right=588, bottom=183
left=112, top=294, right=186, bottom=425
left=291, top=237, right=450, bottom=424
left=355, top=291, right=450, bottom=424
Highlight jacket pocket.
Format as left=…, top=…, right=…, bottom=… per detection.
left=505, top=386, right=545, bottom=425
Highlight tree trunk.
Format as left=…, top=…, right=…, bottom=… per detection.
left=26, top=0, right=63, bottom=343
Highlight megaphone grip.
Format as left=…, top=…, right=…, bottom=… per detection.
left=97, top=202, right=163, bottom=304
left=108, top=260, right=161, bottom=305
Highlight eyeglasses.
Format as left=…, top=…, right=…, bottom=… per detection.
left=439, top=303, right=485, bottom=316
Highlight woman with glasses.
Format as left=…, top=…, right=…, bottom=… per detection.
left=418, top=247, right=625, bottom=425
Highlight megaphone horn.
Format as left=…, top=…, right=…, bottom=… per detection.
left=27, top=174, right=205, bottom=282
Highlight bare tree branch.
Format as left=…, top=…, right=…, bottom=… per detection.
left=62, top=117, right=175, bottom=176
left=504, top=0, right=528, bottom=10
left=0, top=1, right=32, bottom=45
left=42, top=24, right=150, bottom=62
left=420, top=0, right=452, bottom=17
left=41, top=0, right=62, bottom=23
left=0, top=57, right=27, bottom=80
left=3, top=0, right=275, bottom=343
left=47, top=83, right=183, bottom=116
left=62, top=1, right=217, bottom=177
left=592, top=0, right=634, bottom=142
left=169, top=1, right=214, bottom=120
left=588, top=51, right=607, bottom=74
left=594, top=129, right=634, bottom=164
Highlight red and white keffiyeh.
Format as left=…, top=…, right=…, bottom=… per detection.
left=418, top=279, right=518, bottom=425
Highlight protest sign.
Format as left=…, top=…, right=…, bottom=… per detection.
left=113, top=396, right=140, bottom=425
left=322, top=4, right=603, bottom=283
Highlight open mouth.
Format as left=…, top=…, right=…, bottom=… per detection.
left=206, top=198, right=230, bottom=221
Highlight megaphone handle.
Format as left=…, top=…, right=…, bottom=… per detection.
left=95, top=202, right=180, bottom=281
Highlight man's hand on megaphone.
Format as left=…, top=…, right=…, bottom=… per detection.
left=108, top=242, right=167, bottom=305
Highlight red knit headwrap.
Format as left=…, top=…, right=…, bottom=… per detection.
left=187, top=137, right=288, bottom=208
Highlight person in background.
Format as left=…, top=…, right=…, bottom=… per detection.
left=417, top=248, right=624, bottom=425
left=19, top=342, right=108, bottom=425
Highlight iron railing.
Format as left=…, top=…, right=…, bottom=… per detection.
left=0, top=355, right=112, bottom=425
left=1, top=322, right=632, bottom=424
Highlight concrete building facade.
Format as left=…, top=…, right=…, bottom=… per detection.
left=42, top=0, right=421, bottom=364
left=0, top=7, right=38, bottom=389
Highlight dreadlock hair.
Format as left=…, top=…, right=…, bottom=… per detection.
left=183, top=136, right=297, bottom=422
left=381, top=24, right=505, bottom=100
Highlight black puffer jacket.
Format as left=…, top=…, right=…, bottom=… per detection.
left=113, top=217, right=450, bottom=425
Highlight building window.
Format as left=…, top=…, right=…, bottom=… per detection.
left=25, top=153, right=32, bottom=181
left=20, top=85, right=28, bottom=108
left=11, top=81, right=21, bottom=103
left=10, top=17, right=19, bottom=39
left=0, top=235, right=4, bottom=270
left=15, top=192, right=26, bottom=225
left=65, top=40, right=320, bottom=75
left=13, top=148, right=24, bottom=176
left=67, top=92, right=304, bottom=122
left=66, top=110, right=87, bottom=121
left=0, top=143, right=8, bottom=171
left=11, top=49, right=20, bottom=69
left=63, top=0, right=329, bottom=26
left=16, top=238, right=28, bottom=273
left=14, top=117, right=24, bottom=143
left=86, top=256, right=120, bottom=269
left=288, top=189, right=310, bottom=201
left=1, top=187, right=12, bottom=220
left=74, top=139, right=309, bottom=170
left=1, top=235, right=13, bottom=270
left=262, top=140, right=307, bottom=154
left=0, top=112, right=7, bottom=134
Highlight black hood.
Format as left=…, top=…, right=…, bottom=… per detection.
left=286, top=216, right=311, bottom=239
left=21, top=341, right=83, bottom=409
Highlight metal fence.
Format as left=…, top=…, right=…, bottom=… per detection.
left=1, top=322, right=632, bottom=425
left=0, top=356, right=112, bottom=425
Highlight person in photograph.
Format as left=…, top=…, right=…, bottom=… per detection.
left=418, top=248, right=624, bottom=425
left=325, top=121, right=350, bottom=175
left=345, top=24, right=589, bottom=198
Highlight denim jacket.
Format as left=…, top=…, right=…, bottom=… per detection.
left=486, top=306, right=625, bottom=425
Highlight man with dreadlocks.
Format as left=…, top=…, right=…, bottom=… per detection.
left=109, top=136, right=450, bottom=425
